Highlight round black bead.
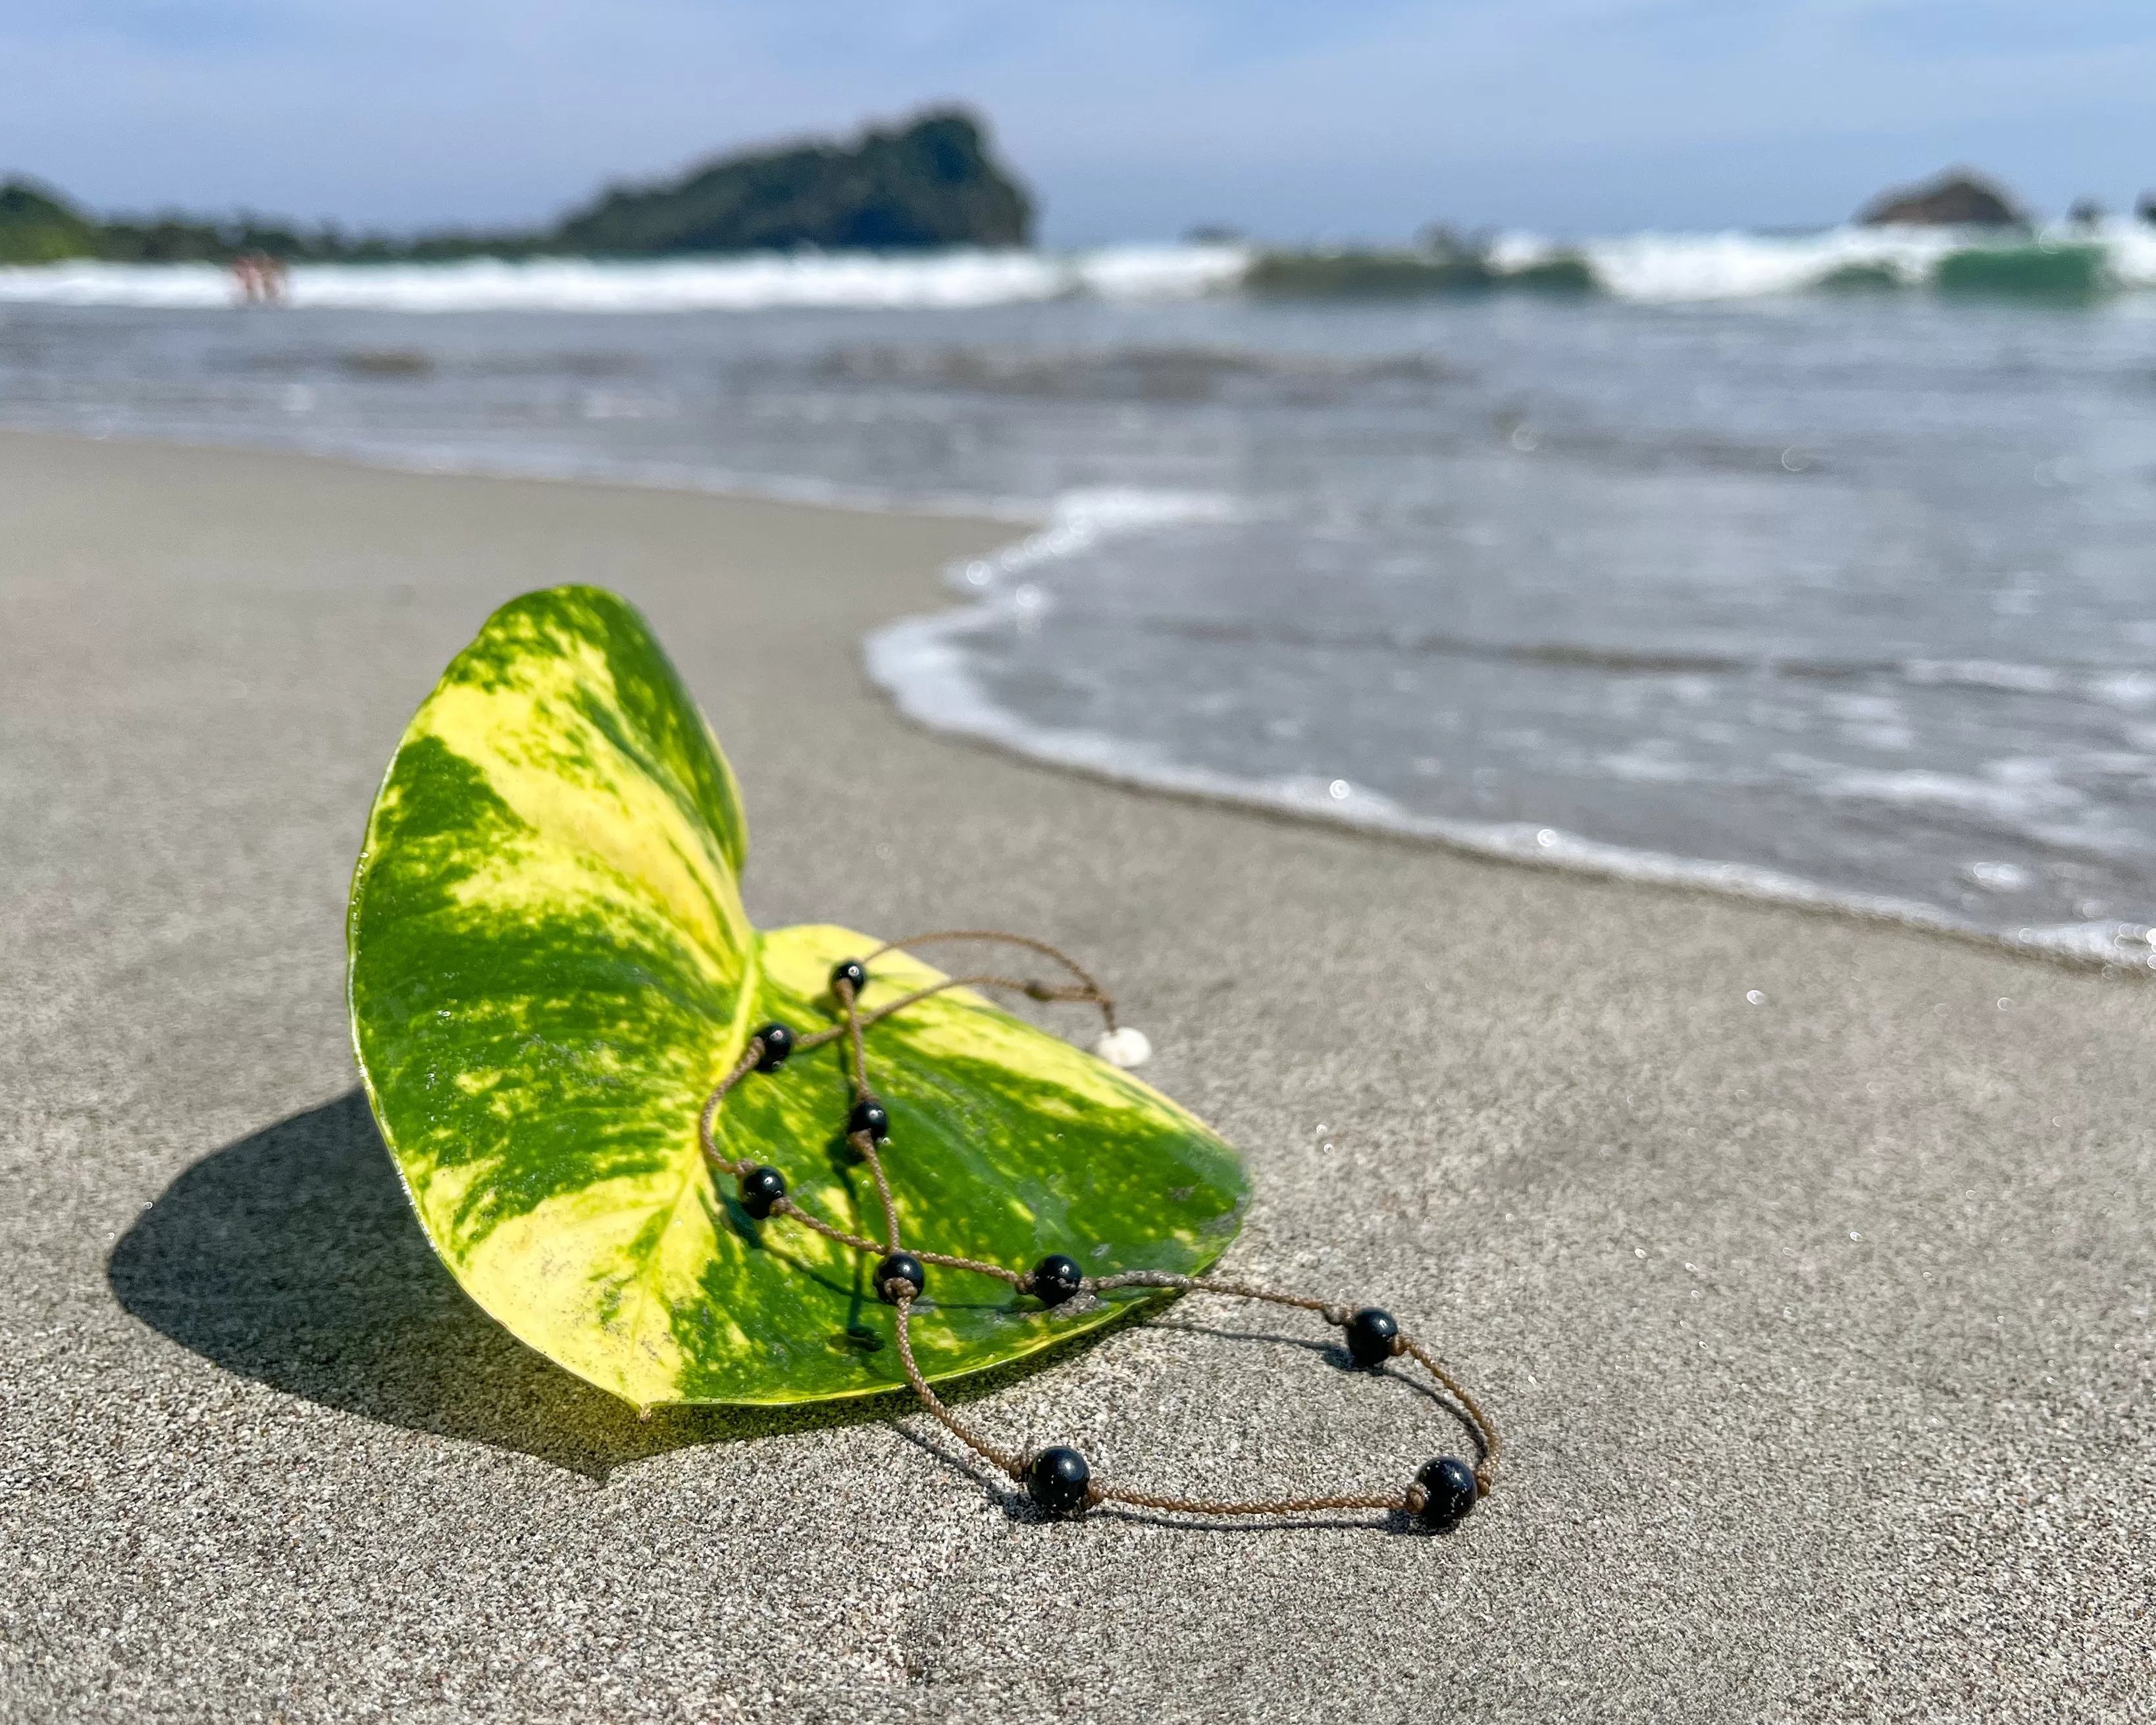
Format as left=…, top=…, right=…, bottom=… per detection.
left=750, top=1023, right=795, bottom=1071
left=829, top=959, right=868, bottom=996
left=1416, top=1456, right=1479, bottom=1531
left=1026, top=1445, right=1091, bottom=1517
left=1029, top=1254, right=1085, bottom=1306
left=738, top=1165, right=786, bottom=1220
left=848, top=1097, right=891, bottom=1142
left=875, top=1251, right=925, bottom=1304
left=1344, top=1306, right=1400, bottom=1368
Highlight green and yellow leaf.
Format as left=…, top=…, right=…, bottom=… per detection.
left=347, top=586, right=1246, bottom=1408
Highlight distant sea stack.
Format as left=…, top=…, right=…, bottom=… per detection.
left=555, top=109, right=1033, bottom=253
left=1857, top=169, right=2027, bottom=227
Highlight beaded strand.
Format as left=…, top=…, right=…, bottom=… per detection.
left=696, top=933, right=1501, bottom=1528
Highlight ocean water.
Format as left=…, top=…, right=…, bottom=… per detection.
left=5, top=234, right=2155, bottom=961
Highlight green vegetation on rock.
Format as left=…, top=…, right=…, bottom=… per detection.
left=0, top=180, right=96, bottom=264
left=557, top=110, right=1030, bottom=253
left=0, top=108, right=1031, bottom=265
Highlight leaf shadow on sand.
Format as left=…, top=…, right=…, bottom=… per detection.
left=104, top=1089, right=909, bottom=1478
left=105, top=1089, right=1165, bottom=1484
left=107, top=1089, right=1470, bottom=1530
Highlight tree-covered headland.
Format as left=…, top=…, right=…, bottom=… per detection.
left=0, top=109, right=1032, bottom=265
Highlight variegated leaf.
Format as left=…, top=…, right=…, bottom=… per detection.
left=348, top=586, right=1246, bottom=1408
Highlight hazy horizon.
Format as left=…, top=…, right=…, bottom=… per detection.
left=6, top=3, right=2155, bottom=247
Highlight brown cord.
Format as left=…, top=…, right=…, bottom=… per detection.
left=696, top=930, right=1501, bottom=1521
left=765, top=1198, right=882, bottom=1258
left=888, top=1288, right=1027, bottom=1479
left=865, top=931, right=1119, bottom=1031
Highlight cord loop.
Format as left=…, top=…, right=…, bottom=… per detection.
left=695, top=929, right=1501, bottom=1523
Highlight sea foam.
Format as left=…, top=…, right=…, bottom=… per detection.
left=0, top=245, right=1248, bottom=314
left=866, top=510, right=2156, bottom=973
left=2, top=229, right=2153, bottom=311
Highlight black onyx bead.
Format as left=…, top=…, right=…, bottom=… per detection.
left=1030, top=1254, right=1085, bottom=1306
left=750, top=1023, right=795, bottom=1071
left=830, top=959, right=868, bottom=996
left=875, top=1251, right=925, bottom=1304
left=1416, top=1456, right=1479, bottom=1531
left=1026, top=1445, right=1091, bottom=1517
left=1344, top=1306, right=1400, bottom=1368
left=848, top=1098, right=891, bottom=1142
left=738, top=1165, right=786, bottom=1220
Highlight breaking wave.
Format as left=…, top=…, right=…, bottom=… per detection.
left=4, top=224, right=2156, bottom=313
left=0, top=246, right=1248, bottom=313
left=1531, top=221, right=2156, bottom=303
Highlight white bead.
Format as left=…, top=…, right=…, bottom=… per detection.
left=1092, top=1026, right=1152, bottom=1069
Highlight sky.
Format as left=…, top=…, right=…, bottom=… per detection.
left=5, top=1, right=2155, bottom=244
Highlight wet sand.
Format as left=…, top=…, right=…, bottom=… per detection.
left=1, top=429, right=2148, bottom=1722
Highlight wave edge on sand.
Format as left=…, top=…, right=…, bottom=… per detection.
left=865, top=521, right=2156, bottom=973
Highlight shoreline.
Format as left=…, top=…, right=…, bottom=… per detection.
left=41, top=420, right=2147, bottom=979
left=22, top=421, right=2149, bottom=975
left=869, top=596, right=2156, bottom=976
left=4, top=427, right=2150, bottom=1720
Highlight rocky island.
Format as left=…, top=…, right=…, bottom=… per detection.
left=1857, top=168, right=2027, bottom=226
left=555, top=109, right=1029, bottom=253
left=0, top=107, right=1033, bottom=264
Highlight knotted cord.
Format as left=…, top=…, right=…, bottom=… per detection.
left=696, top=932, right=1501, bottom=1524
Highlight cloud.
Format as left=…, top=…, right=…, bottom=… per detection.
left=1, top=1, right=2151, bottom=240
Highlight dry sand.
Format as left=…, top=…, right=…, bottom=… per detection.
left=1, top=430, right=2149, bottom=1723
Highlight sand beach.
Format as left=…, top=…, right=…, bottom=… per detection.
left=2, top=429, right=2149, bottom=1721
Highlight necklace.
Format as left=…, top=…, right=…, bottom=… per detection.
left=698, top=930, right=1501, bottom=1528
